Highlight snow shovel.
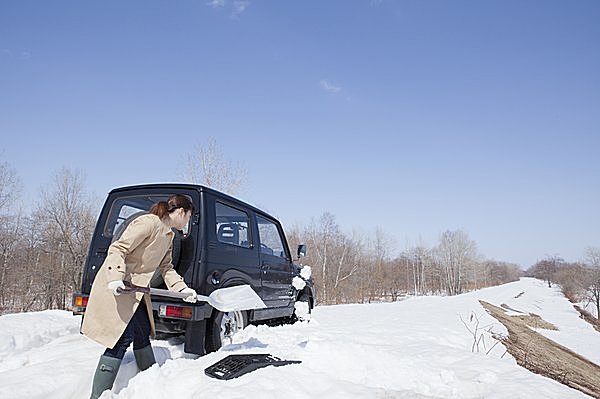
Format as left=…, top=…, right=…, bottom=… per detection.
left=118, top=281, right=266, bottom=312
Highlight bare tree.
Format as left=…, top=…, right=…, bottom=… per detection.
left=300, top=212, right=370, bottom=304
left=0, top=162, right=22, bottom=214
left=15, top=215, right=43, bottom=312
left=484, top=260, right=522, bottom=286
left=36, top=168, right=96, bottom=309
left=584, top=246, right=600, bottom=318
left=435, top=230, right=478, bottom=295
left=332, top=231, right=364, bottom=303
left=367, top=227, right=393, bottom=301
left=554, top=262, right=588, bottom=302
left=406, top=245, right=432, bottom=296
left=305, top=212, right=338, bottom=304
left=387, top=255, right=410, bottom=300
left=0, top=213, right=22, bottom=309
left=180, top=137, right=248, bottom=195
left=0, top=159, right=22, bottom=311
left=528, top=256, right=563, bottom=288
left=0, top=159, right=21, bottom=212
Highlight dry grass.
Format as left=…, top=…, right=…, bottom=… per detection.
left=481, top=300, right=600, bottom=398
left=574, top=305, right=600, bottom=333
left=512, top=312, right=559, bottom=331
left=497, top=304, right=557, bottom=331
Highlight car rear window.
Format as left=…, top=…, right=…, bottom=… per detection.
left=103, top=194, right=193, bottom=237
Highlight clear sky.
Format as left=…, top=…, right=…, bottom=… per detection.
left=1, top=1, right=599, bottom=268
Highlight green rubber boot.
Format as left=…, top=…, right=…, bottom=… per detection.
left=134, top=345, right=156, bottom=371
left=90, top=355, right=121, bottom=399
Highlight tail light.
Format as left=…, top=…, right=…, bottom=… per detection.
left=72, top=293, right=89, bottom=307
left=72, top=293, right=89, bottom=314
left=159, top=305, right=193, bottom=319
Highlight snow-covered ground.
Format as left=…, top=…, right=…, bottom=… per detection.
left=579, top=299, right=599, bottom=319
left=0, top=278, right=598, bottom=399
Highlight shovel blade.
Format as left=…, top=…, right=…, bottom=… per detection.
left=207, top=285, right=266, bottom=312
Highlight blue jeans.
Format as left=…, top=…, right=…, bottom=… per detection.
left=104, top=303, right=151, bottom=359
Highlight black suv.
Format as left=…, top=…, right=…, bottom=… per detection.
left=73, top=184, right=315, bottom=355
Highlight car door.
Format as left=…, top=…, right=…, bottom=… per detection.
left=256, top=214, right=294, bottom=308
left=205, top=200, right=261, bottom=293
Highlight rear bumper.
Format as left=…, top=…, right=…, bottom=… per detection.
left=151, top=298, right=213, bottom=333
left=71, top=293, right=214, bottom=322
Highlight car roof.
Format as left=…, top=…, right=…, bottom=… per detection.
left=108, top=183, right=279, bottom=222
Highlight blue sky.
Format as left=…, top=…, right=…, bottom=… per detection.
left=1, top=0, right=599, bottom=267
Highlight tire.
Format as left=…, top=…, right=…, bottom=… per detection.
left=205, top=310, right=248, bottom=353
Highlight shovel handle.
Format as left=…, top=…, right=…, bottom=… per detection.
left=116, top=282, right=265, bottom=312
left=117, top=281, right=190, bottom=300
left=116, top=281, right=150, bottom=295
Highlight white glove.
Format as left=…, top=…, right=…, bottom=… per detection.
left=180, top=287, right=197, bottom=303
left=107, top=280, right=125, bottom=296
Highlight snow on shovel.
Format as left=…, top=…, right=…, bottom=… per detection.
left=118, top=281, right=266, bottom=312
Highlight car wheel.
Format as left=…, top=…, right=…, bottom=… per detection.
left=205, top=310, right=248, bottom=353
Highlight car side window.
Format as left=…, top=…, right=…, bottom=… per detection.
left=215, top=202, right=251, bottom=248
left=257, top=215, right=287, bottom=259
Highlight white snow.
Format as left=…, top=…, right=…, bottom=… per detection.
left=292, top=266, right=312, bottom=290
left=579, top=299, right=598, bottom=319
left=293, top=301, right=311, bottom=322
left=0, top=278, right=598, bottom=399
left=292, top=276, right=306, bottom=291
left=300, top=266, right=312, bottom=280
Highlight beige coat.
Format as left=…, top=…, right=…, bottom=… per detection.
left=81, top=214, right=188, bottom=349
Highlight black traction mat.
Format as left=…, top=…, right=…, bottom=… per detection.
left=204, top=353, right=301, bottom=380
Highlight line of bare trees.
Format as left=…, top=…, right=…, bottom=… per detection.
left=0, top=164, right=97, bottom=314
left=285, top=212, right=523, bottom=305
left=527, top=249, right=600, bottom=318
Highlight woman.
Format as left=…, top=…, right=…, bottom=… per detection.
left=82, top=194, right=197, bottom=399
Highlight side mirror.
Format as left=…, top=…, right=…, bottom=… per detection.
left=297, top=244, right=307, bottom=259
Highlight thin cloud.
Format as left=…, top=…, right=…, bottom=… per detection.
left=1, top=49, right=31, bottom=60
left=206, top=0, right=249, bottom=18
left=320, top=79, right=342, bottom=94
left=207, top=0, right=226, bottom=8
left=231, top=1, right=249, bottom=18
